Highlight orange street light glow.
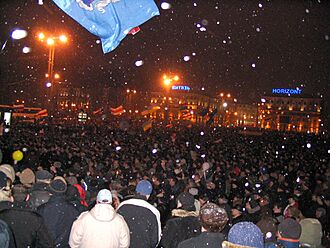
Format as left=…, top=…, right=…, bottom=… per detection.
left=59, top=35, right=68, bottom=43
left=47, top=38, right=55, bottom=46
left=38, top=32, right=45, bottom=40
left=174, top=75, right=179, bottom=81
left=54, top=73, right=60, bottom=79
left=164, top=79, right=171, bottom=85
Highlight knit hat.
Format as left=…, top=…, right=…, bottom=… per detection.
left=0, top=164, right=15, bottom=182
left=18, top=168, right=35, bottom=185
left=200, top=203, right=228, bottom=232
left=49, top=179, right=67, bottom=194
left=177, top=192, right=196, bottom=211
left=299, top=218, right=322, bottom=247
left=136, top=180, right=153, bottom=195
left=97, top=189, right=112, bottom=204
left=278, top=218, right=301, bottom=240
left=36, top=170, right=53, bottom=181
left=0, top=172, right=7, bottom=189
left=228, top=222, right=264, bottom=248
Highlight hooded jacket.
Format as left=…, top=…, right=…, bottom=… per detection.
left=159, top=209, right=201, bottom=248
left=69, top=203, right=130, bottom=248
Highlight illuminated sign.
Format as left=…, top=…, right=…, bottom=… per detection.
left=172, top=85, right=191, bottom=91
left=272, top=88, right=302, bottom=95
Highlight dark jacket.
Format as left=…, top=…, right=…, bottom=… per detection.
left=117, top=196, right=161, bottom=248
left=178, top=232, right=226, bottom=248
left=37, top=194, right=79, bottom=248
left=159, top=209, right=201, bottom=248
left=0, top=202, right=53, bottom=248
left=28, top=182, right=52, bottom=210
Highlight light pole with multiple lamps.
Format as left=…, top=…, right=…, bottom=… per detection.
left=38, top=32, right=67, bottom=116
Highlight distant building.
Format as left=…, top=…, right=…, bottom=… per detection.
left=258, top=92, right=322, bottom=134
left=57, top=87, right=91, bottom=113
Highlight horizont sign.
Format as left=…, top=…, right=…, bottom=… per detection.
left=272, top=88, right=302, bottom=95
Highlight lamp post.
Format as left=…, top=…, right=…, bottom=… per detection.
left=38, top=32, right=67, bottom=116
left=162, top=74, right=179, bottom=122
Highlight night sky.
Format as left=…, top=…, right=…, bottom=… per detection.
left=1, top=1, right=329, bottom=106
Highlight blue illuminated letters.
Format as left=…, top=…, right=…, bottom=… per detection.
left=272, top=88, right=302, bottom=95
left=172, top=85, right=191, bottom=91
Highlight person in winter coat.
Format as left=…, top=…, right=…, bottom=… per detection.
left=28, top=169, right=53, bottom=210
left=65, top=185, right=88, bottom=214
left=0, top=184, right=53, bottom=248
left=69, top=189, right=130, bottom=248
left=37, top=178, right=79, bottom=247
left=117, top=180, right=161, bottom=248
left=178, top=203, right=228, bottom=248
left=159, top=192, right=201, bottom=248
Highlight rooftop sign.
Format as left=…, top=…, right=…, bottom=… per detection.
left=172, top=85, right=191, bottom=91
left=272, top=88, right=302, bottom=95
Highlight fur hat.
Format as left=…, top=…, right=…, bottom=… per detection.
left=177, top=192, right=196, bottom=211
left=0, top=164, right=15, bottom=182
left=136, top=180, right=153, bottom=195
left=200, top=203, right=228, bottom=232
left=299, top=218, right=322, bottom=247
left=49, top=179, right=67, bottom=194
left=278, top=218, right=301, bottom=240
left=18, top=168, right=35, bottom=186
left=228, top=222, right=264, bottom=248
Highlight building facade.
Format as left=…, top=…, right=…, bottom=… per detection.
left=258, top=95, right=322, bottom=134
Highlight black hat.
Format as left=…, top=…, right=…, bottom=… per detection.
left=278, top=218, right=302, bottom=239
left=177, top=192, right=195, bottom=211
left=49, top=179, right=67, bottom=194
left=36, top=170, right=53, bottom=181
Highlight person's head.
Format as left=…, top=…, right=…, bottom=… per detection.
left=135, top=180, right=153, bottom=199
left=225, top=222, right=264, bottom=248
left=97, top=189, right=112, bottom=204
left=0, top=172, right=12, bottom=202
left=299, top=218, right=322, bottom=247
left=277, top=218, right=302, bottom=241
left=0, top=164, right=15, bottom=183
left=18, top=168, right=35, bottom=188
left=259, top=195, right=270, bottom=206
left=200, top=203, right=228, bottom=233
left=273, top=202, right=284, bottom=214
left=231, top=205, right=243, bottom=218
left=177, top=192, right=196, bottom=211
left=12, top=184, right=28, bottom=202
left=315, top=207, right=326, bottom=219
left=49, top=178, right=67, bottom=195
left=35, top=170, right=53, bottom=184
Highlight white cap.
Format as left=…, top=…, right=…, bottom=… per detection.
left=97, top=189, right=112, bottom=204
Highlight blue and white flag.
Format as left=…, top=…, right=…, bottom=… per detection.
left=52, top=0, right=160, bottom=53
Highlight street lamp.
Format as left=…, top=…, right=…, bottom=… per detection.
left=38, top=32, right=68, bottom=115
left=162, top=74, right=179, bottom=122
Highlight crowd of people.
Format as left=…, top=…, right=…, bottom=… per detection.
left=0, top=121, right=329, bottom=247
